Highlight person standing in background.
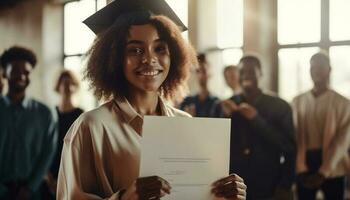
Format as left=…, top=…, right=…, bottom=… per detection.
left=179, top=53, right=221, bottom=117
left=293, top=51, right=350, bottom=200
left=0, top=46, right=57, bottom=200
left=223, top=65, right=242, bottom=96
left=221, top=55, right=296, bottom=200
left=42, top=70, right=84, bottom=199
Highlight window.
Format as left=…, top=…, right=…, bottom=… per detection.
left=278, top=47, right=319, bottom=101
left=217, top=0, right=243, bottom=66
left=217, top=0, right=243, bottom=49
left=222, top=49, right=243, bottom=67
left=64, top=0, right=106, bottom=110
left=329, top=46, right=350, bottom=98
left=211, top=0, right=243, bottom=98
left=278, top=0, right=321, bottom=44
left=329, top=0, right=350, bottom=41
left=278, top=0, right=350, bottom=102
left=165, top=0, right=188, bottom=38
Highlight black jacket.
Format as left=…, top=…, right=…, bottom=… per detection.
left=229, top=93, right=296, bottom=199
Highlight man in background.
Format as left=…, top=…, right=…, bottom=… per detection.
left=223, top=65, right=241, bottom=95
left=221, top=55, right=296, bottom=199
left=0, top=46, right=57, bottom=200
left=293, top=51, right=350, bottom=200
left=180, top=53, right=220, bottom=117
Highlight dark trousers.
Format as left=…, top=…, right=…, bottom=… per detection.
left=297, top=150, right=345, bottom=200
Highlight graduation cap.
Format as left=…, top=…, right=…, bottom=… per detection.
left=83, top=0, right=187, bottom=35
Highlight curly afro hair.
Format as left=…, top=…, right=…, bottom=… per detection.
left=0, top=46, right=37, bottom=69
left=85, top=15, right=198, bottom=101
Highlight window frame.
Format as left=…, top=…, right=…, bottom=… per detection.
left=63, top=0, right=100, bottom=61
left=62, top=0, right=104, bottom=110
left=278, top=0, right=350, bottom=52
left=277, top=0, right=350, bottom=98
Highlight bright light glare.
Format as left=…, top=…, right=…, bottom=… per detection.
left=64, top=0, right=96, bottom=55
left=278, top=47, right=319, bottom=102
left=330, top=46, right=350, bottom=98
left=222, top=48, right=243, bottom=66
left=330, top=0, right=350, bottom=41
left=278, top=0, right=321, bottom=44
left=64, top=56, right=96, bottom=111
left=165, top=0, right=188, bottom=38
left=217, top=0, right=243, bottom=48
left=97, top=0, right=107, bottom=10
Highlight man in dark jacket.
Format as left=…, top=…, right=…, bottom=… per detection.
left=221, top=55, right=296, bottom=200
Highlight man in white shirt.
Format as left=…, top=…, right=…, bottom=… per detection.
left=293, top=51, right=350, bottom=200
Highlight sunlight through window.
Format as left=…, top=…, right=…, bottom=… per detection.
left=278, top=47, right=319, bottom=102
left=278, top=0, right=321, bottom=44
left=330, top=46, right=350, bottom=98
left=217, top=0, right=243, bottom=48
left=165, top=0, right=188, bottom=38
left=330, top=0, right=350, bottom=41
left=64, top=0, right=107, bottom=111
left=64, top=0, right=96, bottom=55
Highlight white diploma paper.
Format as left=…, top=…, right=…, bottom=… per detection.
left=140, top=116, right=231, bottom=200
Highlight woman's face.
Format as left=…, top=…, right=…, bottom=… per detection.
left=124, top=24, right=171, bottom=94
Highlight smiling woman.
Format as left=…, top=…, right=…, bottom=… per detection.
left=56, top=0, right=247, bottom=200
left=124, top=24, right=171, bottom=94
left=85, top=14, right=193, bottom=101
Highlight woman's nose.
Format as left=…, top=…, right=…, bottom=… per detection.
left=142, top=49, right=156, bottom=64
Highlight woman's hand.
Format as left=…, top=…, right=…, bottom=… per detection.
left=120, top=176, right=171, bottom=200
left=211, top=174, right=246, bottom=200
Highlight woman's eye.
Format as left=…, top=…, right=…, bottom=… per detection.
left=127, top=47, right=143, bottom=55
left=155, top=44, right=168, bottom=53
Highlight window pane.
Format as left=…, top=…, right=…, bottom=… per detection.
left=222, top=48, right=243, bottom=66
left=221, top=48, right=243, bottom=98
left=165, top=0, right=188, bottom=38
left=329, top=46, right=350, bottom=98
left=204, top=49, right=242, bottom=99
left=330, top=0, right=350, bottom=41
left=165, top=0, right=188, bottom=26
left=278, top=0, right=321, bottom=44
left=278, top=47, right=319, bottom=102
left=217, top=0, right=243, bottom=48
left=97, top=0, right=106, bottom=10
left=64, top=56, right=81, bottom=70
left=64, top=0, right=96, bottom=55
left=64, top=56, right=97, bottom=111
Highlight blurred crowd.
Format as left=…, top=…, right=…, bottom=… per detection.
left=0, top=46, right=349, bottom=200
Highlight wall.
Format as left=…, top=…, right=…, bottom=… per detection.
left=0, top=0, right=280, bottom=104
left=187, top=0, right=279, bottom=99
left=0, top=0, right=45, bottom=101
left=0, top=0, right=63, bottom=106
left=244, top=0, right=278, bottom=92
left=42, top=3, right=64, bottom=106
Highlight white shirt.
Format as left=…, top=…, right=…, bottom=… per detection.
left=57, top=97, right=190, bottom=200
